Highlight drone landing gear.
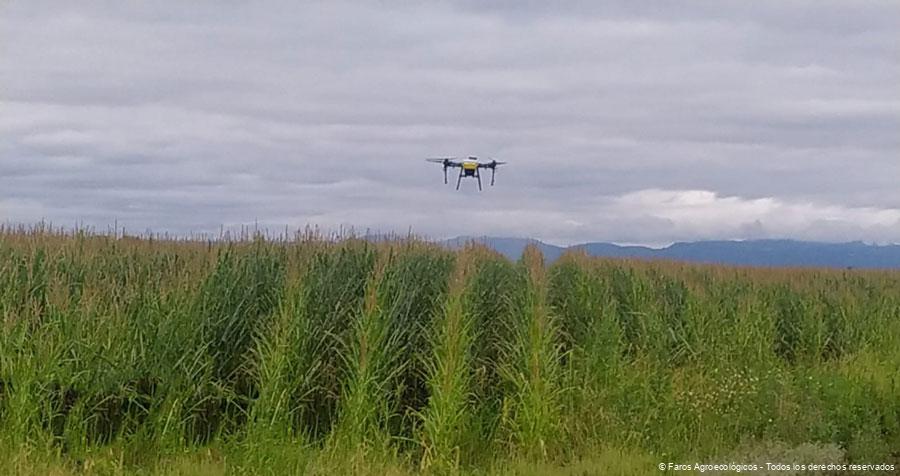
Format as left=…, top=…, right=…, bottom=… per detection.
left=455, top=168, right=483, bottom=191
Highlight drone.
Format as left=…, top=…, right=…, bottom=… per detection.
left=426, top=156, right=507, bottom=190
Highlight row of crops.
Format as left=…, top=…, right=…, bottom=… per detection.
left=0, top=231, right=898, bottom=472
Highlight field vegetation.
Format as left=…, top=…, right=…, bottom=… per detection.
left=0, top=226, right=898, bottom=474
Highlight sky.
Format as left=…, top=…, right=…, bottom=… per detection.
left=2, top=1, right=899, bottom=246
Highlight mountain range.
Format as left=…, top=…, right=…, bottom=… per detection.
left=439, top=237, right=900, bottom=269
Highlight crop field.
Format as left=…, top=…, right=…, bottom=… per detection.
left=0, top=228, right=898, bottom=475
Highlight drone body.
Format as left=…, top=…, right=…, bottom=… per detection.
left=426, top=156, right=507, bottom=190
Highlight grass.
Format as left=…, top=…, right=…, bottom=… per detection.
left=0, top=227, right=899, bottom=474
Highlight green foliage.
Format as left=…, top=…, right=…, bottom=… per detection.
left=0, top=231, right=899, bottom=474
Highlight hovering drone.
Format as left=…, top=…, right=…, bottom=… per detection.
left=426, top=156, right=507, bottom=190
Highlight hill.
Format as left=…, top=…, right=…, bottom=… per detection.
left=442, top=237, right=900, bottom=268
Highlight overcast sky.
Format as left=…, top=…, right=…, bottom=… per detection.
left=2, top=1, right=899, bottom=246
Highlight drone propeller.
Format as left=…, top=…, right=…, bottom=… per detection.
left=482, top=158, right=506, bottom=186
left=426, top=158, right=457, bottom=184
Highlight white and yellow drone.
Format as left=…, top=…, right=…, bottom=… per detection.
left=426, top=156, right=507, bottom=191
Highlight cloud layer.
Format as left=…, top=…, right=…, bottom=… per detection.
left=2, top=1, right=898, bottom=245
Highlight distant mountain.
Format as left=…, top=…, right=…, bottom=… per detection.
left=442, top=236, right=566, bottom=262
left=441, top=237, right=900, bottom=269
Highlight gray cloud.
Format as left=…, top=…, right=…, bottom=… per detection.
left=2, top=1, right=899, bottom=245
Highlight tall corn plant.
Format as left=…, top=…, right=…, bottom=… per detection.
left=190, top=243, right=284, bottom=442
left=0, top=244, right=107, bottom=451
left=298, top=244, right=376, bottom=439
left=417, top=247, right=477, bottom=472
left=605, top=265, right=665, bottom=360
left=328, top=252, right=405, bottom=456
left=498, top=244, right=563, bottom=460
left=249, top=243, right=374, bottom=441
left=330, top=245, right=452, bottom=458
left=378, top=247, right=453, bottom=441
left=547, top=253, right=623, bottom=445
left=463, top=249, right=526, bottom=456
